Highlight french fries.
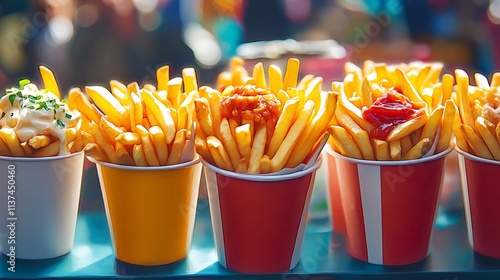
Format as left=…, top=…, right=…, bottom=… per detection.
left=329, top=61, right=456, bottom=161
left=196, top=57, right=337, bottom=173
left=453, top=70, right=500, bottom=160
left=75, top=66, right=198, bottom=166
left=0, top=67, right=82, bottom=157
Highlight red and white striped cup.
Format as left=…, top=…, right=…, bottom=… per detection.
left=325, top=146, right=347, bottom=233
left=457, top=147, right=500, bottom=258
left=202, top=157, right=322, bottom=273
left=331, top=148, right=452, bottom=265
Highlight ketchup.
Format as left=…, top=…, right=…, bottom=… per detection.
left=220, top=85, right=281, bottom=125
left=362, top=89, right=425, bottom=140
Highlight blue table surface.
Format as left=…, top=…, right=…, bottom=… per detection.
left=2, top=169, right=500, bottom=279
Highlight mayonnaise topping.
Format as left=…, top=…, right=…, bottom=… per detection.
left=0, top=81, right=81, bottom=155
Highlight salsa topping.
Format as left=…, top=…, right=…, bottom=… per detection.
left=220, top=85, right=281, bottom=125
left=362, top=89, right=425, bottom=140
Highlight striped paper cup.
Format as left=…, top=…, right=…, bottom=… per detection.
left=202, top=157, right=322, bottom=273
left=331, top=147, right=452, bottom=266
left=325, top=146, right=346, bottom=233
left=457, top=147, right=500, bottom=258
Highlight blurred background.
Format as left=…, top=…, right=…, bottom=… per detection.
left=0, top=0, right=499, bottom=94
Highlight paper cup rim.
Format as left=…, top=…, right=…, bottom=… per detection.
left=201, top=156, right=322, bottom=182
left=455, top=146, right=500, bottom=166
left=86, top=155, right=201, bottom=170
left=326, top=144, right=453, bottom=166
left=0, top=150, right=84, bottom=162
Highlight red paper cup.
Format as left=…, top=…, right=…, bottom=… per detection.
left=331, top=148, right=452, bottom=265
left=324, top=147, right=346, bottom=233
left=202, top=157, right=322, bottom=273
left=456, top=147, right=500, bottom=258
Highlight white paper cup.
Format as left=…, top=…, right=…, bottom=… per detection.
left=331, top=147, right=452, bottom=265
left=0, top=152, right=84, bottom=259
left=457, top=147, right=500, bottom=258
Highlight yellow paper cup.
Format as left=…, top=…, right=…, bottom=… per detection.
left=87, top=157, right=202, bottom=266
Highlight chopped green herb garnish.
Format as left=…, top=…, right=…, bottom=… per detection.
left=8, top=95, right=15, bottom=105
left=57, top=120, right=65, bottom=128
left=65, top=113, right=72, bottom=119
left=19, top=79, right=30, bottom=90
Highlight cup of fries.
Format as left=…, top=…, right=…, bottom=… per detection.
left=77, top=66, right=202, bottom=265
left=196, top=57, right=335, bottom=273
left=328, top=61, right=456, bottom=265
left=453, top=70, right=500, bottom=258
left=0, top=67, right=85, bottom=259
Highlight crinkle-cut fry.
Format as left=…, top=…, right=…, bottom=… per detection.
left=268, top=64, right=283, bottom=93
left=475, top=117, right=500, bottom=160
left=100, top=116, right=123, bottom=144
left=194, top=97, right=215, bottom=137
left=287, top=91, right=338, bottom=167
left=39, top=65, right=60, bottom=99
left=252, top=62, right=267, bottom=89
left=452, top=108, right=469, bottom=152
left=328, top=125, right=363, bottom=159
left=338, top=90, right=373, bottom=132
left=248, top=124, right=267, bottom=174
left=403, top=138, right=430, bottom=160
left=148, top=126, right=168, bottom=165
left=90, top=121, right=119, bottom=163
left=84, top=143, right=108, bottom=162
left=462, top=124, right=493, bottom=159
left=298, top=74, right=315, bottom=91
left=0, top=128, right=24, bottom=156
left=132, top=144, right=148, bottom=166
left=283, top=58, right=299, bottom=90
left=220, top=118, right=241, bottom=169
left=32, top=139, right=59, bottom=157
left=141, top=89, right=176, bottom=144
left=156, top=65, right=169, bottom=91
left=20, top=142, right=34, bottom=156
left=335, top=105, right=374, bottom=160
left=85, top=86, right=130, bottom=130
left=395, top=67, right=426, bottom=108
left=436, top=100, right=456, bottom=153
left=28, top=135, right=51, bottom=149
left=167, top=129, right=187, bottom=165
left=267, top=97, right=300, bottom=157
left=389, top=140, right=402, bottom=160
left=207, top=135, right=233, bottom=171
left=115, top=142, right=134, bottom=165
left=235, top=123, right=252, bottom=160
left=455, top=69, right=477, bottom=134
left=387, top=113, right=428, bottom=142
left=136, top=124, right=160, bottom=166
left=270, top=100, right=314, bottom=172
left=372, top=139, right=390, bottom=161
left=419, top=105, right=444, bottom=147
left=68, top=88, right=102, bottom=124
